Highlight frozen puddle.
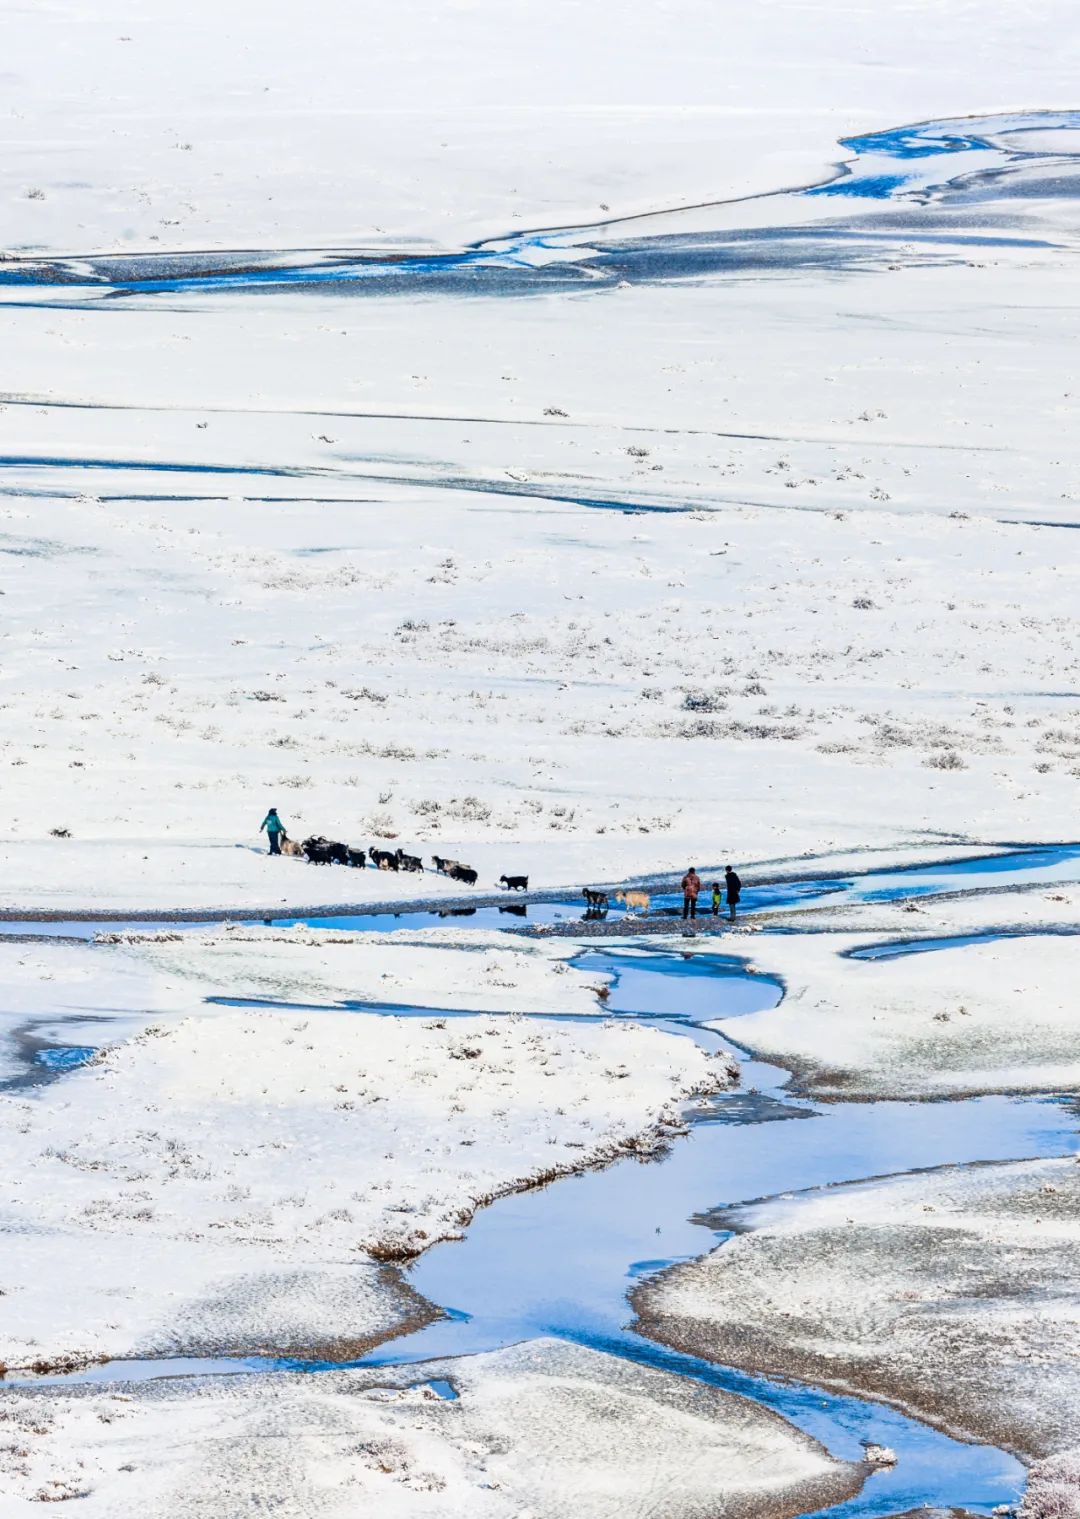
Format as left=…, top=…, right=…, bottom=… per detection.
left=8, top=939, right=1080, bottom=1515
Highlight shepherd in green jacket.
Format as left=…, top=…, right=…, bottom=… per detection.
left=260, top=807, right=286, bottom=855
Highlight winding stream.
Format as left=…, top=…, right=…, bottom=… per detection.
left=6, top=845, right=1080, bottom=1513
left=3, top=109, right=1079, bottom=303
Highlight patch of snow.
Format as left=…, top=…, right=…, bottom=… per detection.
left=717, top=929, right=1080, bottom=1097
left=0, top=934, right=732, bottom=1366
left=0, top=1339, right=862, bottom=1516
left=635, top=1156, right=1080, bottom=1460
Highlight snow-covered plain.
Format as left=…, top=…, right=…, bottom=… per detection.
left=3, top=42, right=1080, bottom=910
left=6, top=0, right=1080, bottom=257
left=4, top=0, right=1080, bottom=1511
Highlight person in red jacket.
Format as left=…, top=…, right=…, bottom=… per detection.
left=681, top=866, right=701, bottom=920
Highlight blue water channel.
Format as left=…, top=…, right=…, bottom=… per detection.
left=2, top=109, right=1078, bottom=301
left=6, top=846, right=1080, bottom=1512
left=4, top=842, right=1079, bottom=941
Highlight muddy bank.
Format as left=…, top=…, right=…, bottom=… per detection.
left=632, top=1155, right=1080, bottom=1462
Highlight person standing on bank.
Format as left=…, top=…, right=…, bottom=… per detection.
left=725, top=864, right=742, bottom=922
left=260, top=806, right=286, bottom=856
left=681, top=865, right=702, bottom=920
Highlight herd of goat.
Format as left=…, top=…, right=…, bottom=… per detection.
left=284, top=837, right=641, bottom=913
left=286, top=836, right=527, bottom=891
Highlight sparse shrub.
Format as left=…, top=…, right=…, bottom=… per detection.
left=867, top=722, right=914, bottom=748
left=1020, top=1448, right=1080, bottom=1519
left=924, top=749, right=966, bottom=771
left=681, top=688, right=729, bottom=713
left=673, top=718, right=723, bottom=739
left=729, top=720, right=803, bottom=742
left=445, top=796, right=491, bottom=822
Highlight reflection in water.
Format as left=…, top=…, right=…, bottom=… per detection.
left=3, top=843, right=1080, bottom=941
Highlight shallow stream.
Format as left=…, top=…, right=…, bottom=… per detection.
left=4, top=109, right=1079, bottom=302
left=6, top=845, right=1080, bottom=1514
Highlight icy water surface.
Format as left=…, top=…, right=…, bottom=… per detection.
left=338, top=947, right=1068, bottom=1514
left=4, top=842, right=1080, bottom=941
left=6, top=848, right=1080, bottom=1513
left=2, top=109, right=1078, bottom=302
left=846, top=929, right=1080, bottom=961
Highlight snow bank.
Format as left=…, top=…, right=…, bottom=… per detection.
left=719, top=929, right=1080, bottom=1098
left=634, top=1155, right=1080, bottom=1460
left=0, top=940, right=189, bottom=1082
left=768, top=884, right=1080, bottom=939
left=0, top=959, right=732, bottom=1365
left=0, top=1339, right=862, bottom=1516
left=112, top=922, right=606, bottom=1015
left=0, top=925, right=607, bottom=1082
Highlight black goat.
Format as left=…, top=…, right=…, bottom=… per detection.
left=396, top=848, right=423, bottom=873
left=347, top=848, right=367, bottom=869
left=448, top=863, right=478, bottom=885
left=370, top=847, right=399, bottom=871
left=499, top=874, right=529, bottom=891
left=431, top=855, right=463, bottom=875
left=303, top=836, right=349, bottom=865
left=583, top=888, right=608, bottom=908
